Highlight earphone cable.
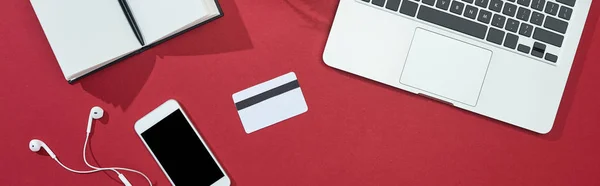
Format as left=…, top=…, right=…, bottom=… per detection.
left=54, top=158, right=103, bottom=174
left=83, top=133, right=153, bottom=186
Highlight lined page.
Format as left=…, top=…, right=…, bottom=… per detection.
left=127, top=0, right=210, bottom=44
left=31, top=0, right=141, bottom=80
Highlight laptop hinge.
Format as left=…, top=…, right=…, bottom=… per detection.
left=418, top=93, right=454, bottom=106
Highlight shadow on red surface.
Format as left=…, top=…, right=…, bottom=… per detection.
left=284, top=0, right=339, bottom=32
left=154, top=0, right=253, bottom=56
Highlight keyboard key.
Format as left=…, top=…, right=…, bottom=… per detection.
left=544, top=1, right=559, bottom=16
left=545, top=53, right=558, bottom=62
left=423, top=0, right=436, bottom=6
left=478, top=9, right=493, bottom=24
left=556, top=0, right=575, bottom=7
left=475, top=0, right=489, bottom=8
left=507, top=0, right=515, bottom=2
left=504, top=33, right=519, bottom=49
left=518, top=44, right=531, bottom=54
left=517, top=0, right=531, bottom=6
left=464, top=5, right=479, bottom=19
left=544, top=16, right=568, bottom=34
left=372, top=0, right=386, bottom=7
left=450, top=1, right=466, bottom=15
left=437, top=0, right=451, bottom=10
left=489, top=0, right=503, bottom=12
left=533, top=27, right=564, bottom=47
left=505, top=18, right=520, bottom=32
left=362, top=0, right=371, bottom=2
left=492, top=14, right=506, bottom=28
left=503, top=3, right=517, bottom=17
left=516, top=7, right=531, bottom=21
left=530, top=11, right=544, bottom=26
left=386, top=0, right=402, bottom=11
left=417, top=5, right=488, bottom=39
left=532, top=50, right=544, bottom=58
left=559, top=6, right=572, bottom=20
left=532, top=42, right=546, bottom=58
left=462, top=0, right=474, bottom=3
left=531, top=0, right=545, bottom=11
left=400, top=0, right=419, bottom=16
left=519, top=22, right=533, bottom=37
left=487, top=27, right=505, bottom=45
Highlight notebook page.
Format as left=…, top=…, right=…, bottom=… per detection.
left=69, top=49, right=137, bottom=80
left=31, top=0, right=141, bottom=80
left=127, top=0, right=210, bottom=44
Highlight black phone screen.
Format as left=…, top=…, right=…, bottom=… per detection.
left=141, top=109, right=224, bottom=185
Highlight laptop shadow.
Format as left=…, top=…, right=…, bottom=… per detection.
left=540, top=1, right=600, bottom=141
left=78, top=0, right=252, bottom=110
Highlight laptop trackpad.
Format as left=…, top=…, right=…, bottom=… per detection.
left=400, top=29, right=492, bottom=106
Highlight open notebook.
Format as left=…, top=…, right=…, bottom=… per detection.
left=30, top=0, right=222, bottom=83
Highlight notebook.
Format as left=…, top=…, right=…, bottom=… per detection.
left=30, top=0, right=222, bottom=83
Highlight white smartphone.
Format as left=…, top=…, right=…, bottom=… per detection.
left=134, top=99, right=230, bottom=186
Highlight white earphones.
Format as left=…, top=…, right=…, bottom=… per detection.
left=30, top=106, right=151, bottom=186
left=29, top=139, right=56, bottom=159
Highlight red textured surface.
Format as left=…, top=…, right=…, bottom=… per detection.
left=1, top=0, right=600, bottom=185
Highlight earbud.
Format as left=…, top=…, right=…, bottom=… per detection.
left=29, top=139, right=56, bottom=159
left=86, top=106, right=104, bottom=133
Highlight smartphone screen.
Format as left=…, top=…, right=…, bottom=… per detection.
left=141, top=109, right=225, bottom=185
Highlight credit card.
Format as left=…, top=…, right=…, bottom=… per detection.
left=232, top=72, right=308, bottom=133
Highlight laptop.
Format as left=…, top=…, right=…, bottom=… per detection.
left=323, top=0, right=592, bottom=134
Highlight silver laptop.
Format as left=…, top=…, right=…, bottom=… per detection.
left=324, top=0, right=592, bottom=133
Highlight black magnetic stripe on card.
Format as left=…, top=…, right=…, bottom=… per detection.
left=235, top=80, right=300, bottom=111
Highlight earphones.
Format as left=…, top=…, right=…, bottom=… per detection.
left=30, top=106, right=152, bottom=186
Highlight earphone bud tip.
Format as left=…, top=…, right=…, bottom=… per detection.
left=90, top=106, right=104, bottom=119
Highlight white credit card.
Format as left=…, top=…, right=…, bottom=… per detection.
left=232, top=72, right=308, bottom=133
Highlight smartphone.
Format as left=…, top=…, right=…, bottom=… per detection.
left=134, top=99, right=230, bottom=186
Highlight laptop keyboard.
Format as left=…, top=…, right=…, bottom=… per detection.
left=360, top=0, right=576, bottom=63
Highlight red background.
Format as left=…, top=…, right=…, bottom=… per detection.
left=2, top=0, right=600, bottom=185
